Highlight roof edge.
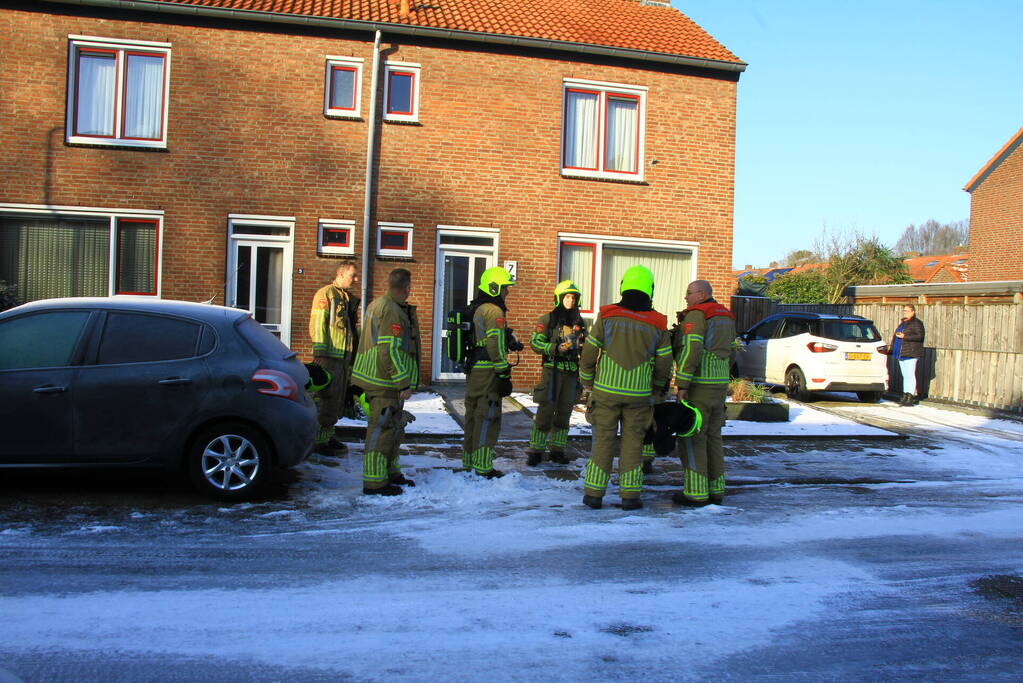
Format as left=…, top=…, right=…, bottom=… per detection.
left=845, top=281, right=1023, bottom=297
left=38, top=0, right=748, bottom=73
left=964, top=126, right=1023, bottom=193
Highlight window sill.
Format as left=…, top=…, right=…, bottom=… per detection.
left=383, top=119, right=422, bottom=126
left=66, top=140, right=169, bottom=153
left=324, top=113, right=364, bottom=121
left=376, top=255, right=415, bottom=262
left=560, top=172, right=648, bottom=186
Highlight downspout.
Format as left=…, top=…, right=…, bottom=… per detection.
left=360, top=29, right=382, bottom=318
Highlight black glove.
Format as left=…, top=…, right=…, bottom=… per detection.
left=496, top=372, right=513, bottom=397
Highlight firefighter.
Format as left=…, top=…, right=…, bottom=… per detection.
left=309, top=263, right=360, bottom=456
left=578, top=265, right=673, bottom=510
left=351, top=268, right=421, bottom=496
left=526, top=280, right=587, bottom=466
left=462, top=266, right=517, bottom=479
left=672, top=279, right=737, bottom=506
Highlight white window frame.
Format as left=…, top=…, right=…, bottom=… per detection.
left=66, top=35, right=171, bottom=149
left=556, top=232, right=697, bottom=319
left=377, top=222, right=414, bottom=258
left=0, top=202, right=164, bottom=297
left=561, top=78, right=647, bottom=182
left=383, top=61, right=421, bottom=123
left=226, top=214, right=295, bottom=345
left=324, top=56, right=363, bottom=119
left=317, top=218, right=356, bottom=256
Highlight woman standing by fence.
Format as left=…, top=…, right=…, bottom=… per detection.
left=890, top=304, right=926, bottom=406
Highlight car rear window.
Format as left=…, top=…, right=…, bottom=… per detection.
left=236, top=317, right=295, bottom=360
left=814, top=320, right=882, bottom=342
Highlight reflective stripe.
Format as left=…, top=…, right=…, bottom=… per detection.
left=619, top=465, right=643, bottom=493
left=684, top=468, right=708, bottom=500
left=550, top=428, right=568, bottom=449
left=529, top=425, right=548, bottom=450
left=710, top=474, right=726, bottom=495
left=583, top=460, right=610, bottom=492
left=642, top=442, right=655, bottom=459
left=363, top=450, right=388, bottom=483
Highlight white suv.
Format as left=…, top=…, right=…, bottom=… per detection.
left=734, top=313, right=887, bottom=402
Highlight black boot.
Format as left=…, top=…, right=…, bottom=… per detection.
left=583, top=495, right=603, bottom=509
left=389, top=472, right=416, bottom=487
left=672, top=491, right=709, bottom=507
left=476, top=468, right=504, bottom=479
left=549, top=451, right=570, bottom=465
left=708, top=493, right=724, bottom=505
left=642, top=459, right=654, bottom=475
left=526, top=450, right=543, bottom=467
left=621, top=498, right=643, bottom=511
left=363, top=483, right=403, bottom=496
left=900, top=392, right=913, bottom=406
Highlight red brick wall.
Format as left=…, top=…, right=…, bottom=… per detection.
left=969, top=141, right=1023, bottom=281
left=0, top=5, right=737, bottom=384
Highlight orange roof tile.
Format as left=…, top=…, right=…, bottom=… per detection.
left=136, top=0, right=743, bottom=64
left=904, top=253, right=968, bottom=283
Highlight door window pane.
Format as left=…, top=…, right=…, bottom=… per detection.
left=559, top=243, right=595, bottom=311
left=0, top=312, right=91, bottom=370
left=0, top=216, right=109, bottom=302
left=123, top=53, right=165, bottom=139
left=116, top=219, right=157, bottom=294
left=97, top=312, right=199, bottom=364
left=255, top=247, right=283, bottom=326
left=234, top=245, right=251, bottom=311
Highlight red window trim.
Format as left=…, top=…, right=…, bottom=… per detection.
left=119, top=50, right=167, bottom=142
left=560, top=241, right=597, bottom=314
left=603, top=93, right=641, bottom=176
left=322, top=227, right=351, bottom=247
left=328, top=64, right=359, bottom=112
left=386, top=70, right=416, bottom=116
left=379, top=229, right=410, bottom=252
left=562, top=87, right=642, bottom=176
left=73, top=48, right=118, bottom=139
left=114, top=218, right=159, bottom=296
left=562, top=88, right=600, bottom=172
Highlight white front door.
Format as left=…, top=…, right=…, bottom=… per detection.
left=432, top=227, right=498, bottom=381
left=226, top=215, right=295, bottom=345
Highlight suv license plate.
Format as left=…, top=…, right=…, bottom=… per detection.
left=845, top=352, right=872, bottom=360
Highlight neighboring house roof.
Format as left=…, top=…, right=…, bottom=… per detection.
left=964, top=126, right=1023, bottom=193
left=61, top=0, right=744, bottom=67
left=903, top=253, right=968, bottom=283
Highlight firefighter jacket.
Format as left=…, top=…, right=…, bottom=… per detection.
left=530, top=312, right=588, bottom=372
left=351, top=293, right=421, bottom=391
left=472, top=301, right=511, bottom=376
left=674, top=299, right=736, bottom=389
left=309, top=284, right=359, bottom=359
left=579, top=304, right=672, bottom=402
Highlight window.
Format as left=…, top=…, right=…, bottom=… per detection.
left=778, top=318, right=811, bottom=338
left=97, top=312, right=201, bottom=364
left=377, top=222, right=413, bottom=258
left=226, top=214, right=295, bottom=343
left=0, top=204, right=163, bottom=303
left=317, top=219, right=355, bottom=256
left=324, top=56, right=363, bottom=118
left=67, top=35, right=170, bottom=148
left=0, top=312, right=92, bottom=370
left=562, top=78, right=645, bottom=180
left=384, top=62, right=420, bottom=122
left=557, top=234, right=694, bottom=318
left=748, top=318, right=782, bottom=341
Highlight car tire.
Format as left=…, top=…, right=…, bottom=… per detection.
left=187, top=422, right=272, bottom=501
left=857, top=391, right=882, bottom=403
left=785, top=367, right=809, bottom=402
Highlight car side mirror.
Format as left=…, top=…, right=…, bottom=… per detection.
left=739, top=332, right=749, bottom=343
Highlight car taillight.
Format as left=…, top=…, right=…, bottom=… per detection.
left=252, top=369, right=299, bottom=401
left=807, top=342, right=838, bottom=353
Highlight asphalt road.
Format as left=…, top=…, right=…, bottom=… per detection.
left=1, top=398, right=1021, bottom=681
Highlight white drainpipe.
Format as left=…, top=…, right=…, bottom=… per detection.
left=360, top=29, right=382, bottom=317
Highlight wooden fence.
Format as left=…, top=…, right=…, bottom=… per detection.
left=730, top=296, right=1023, bottom=413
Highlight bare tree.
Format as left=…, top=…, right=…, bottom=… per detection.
left=894, top=219, right=969, bottom=256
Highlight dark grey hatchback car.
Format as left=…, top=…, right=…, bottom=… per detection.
left=0, top=298, right=317, bottom=500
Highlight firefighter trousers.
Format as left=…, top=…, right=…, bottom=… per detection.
left=314, top=356, right=351, bottom=442
left=530, top=367, right=578, bottom=453
left=463, top=366, right=502, bottom=474
left=679, top=383, right=727, bottom=501
left=583, top=397, right=651, bottom=501
left=362, top=390, right=406, bottom=489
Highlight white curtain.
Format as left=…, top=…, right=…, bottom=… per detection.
left=124, top=54, right=165, bottom=139
left=563, top=91, right=598, bottom=169
left=600, top=246, right=691, bottom=316
left=559, top=243, right=595, bottom=311
left=76, top=52, right=116, bottom=136
left=605, top=97, right=637, bottom=172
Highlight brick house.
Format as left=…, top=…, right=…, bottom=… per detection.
left=0, top=0, right=745, bottom=384
left=965, top=126, right=1023, bottom=281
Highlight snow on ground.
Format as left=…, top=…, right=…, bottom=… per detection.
left=511, top=392, right=897, bottom=438
left=336, top=390, right=461, bottom=434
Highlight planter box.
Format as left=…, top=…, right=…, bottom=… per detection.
left=725, top=400, right=789, bottom=422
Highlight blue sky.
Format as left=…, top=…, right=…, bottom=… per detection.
left=674, top=1, right=1023, bottom=270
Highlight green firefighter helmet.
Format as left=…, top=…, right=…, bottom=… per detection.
left=479, top=266, right=516, bottom=296
left=620, top=265, right=655, bottom=298
left=677, top=398, right=702, bottom=438
left=553, top=280, right=582, bottom=307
